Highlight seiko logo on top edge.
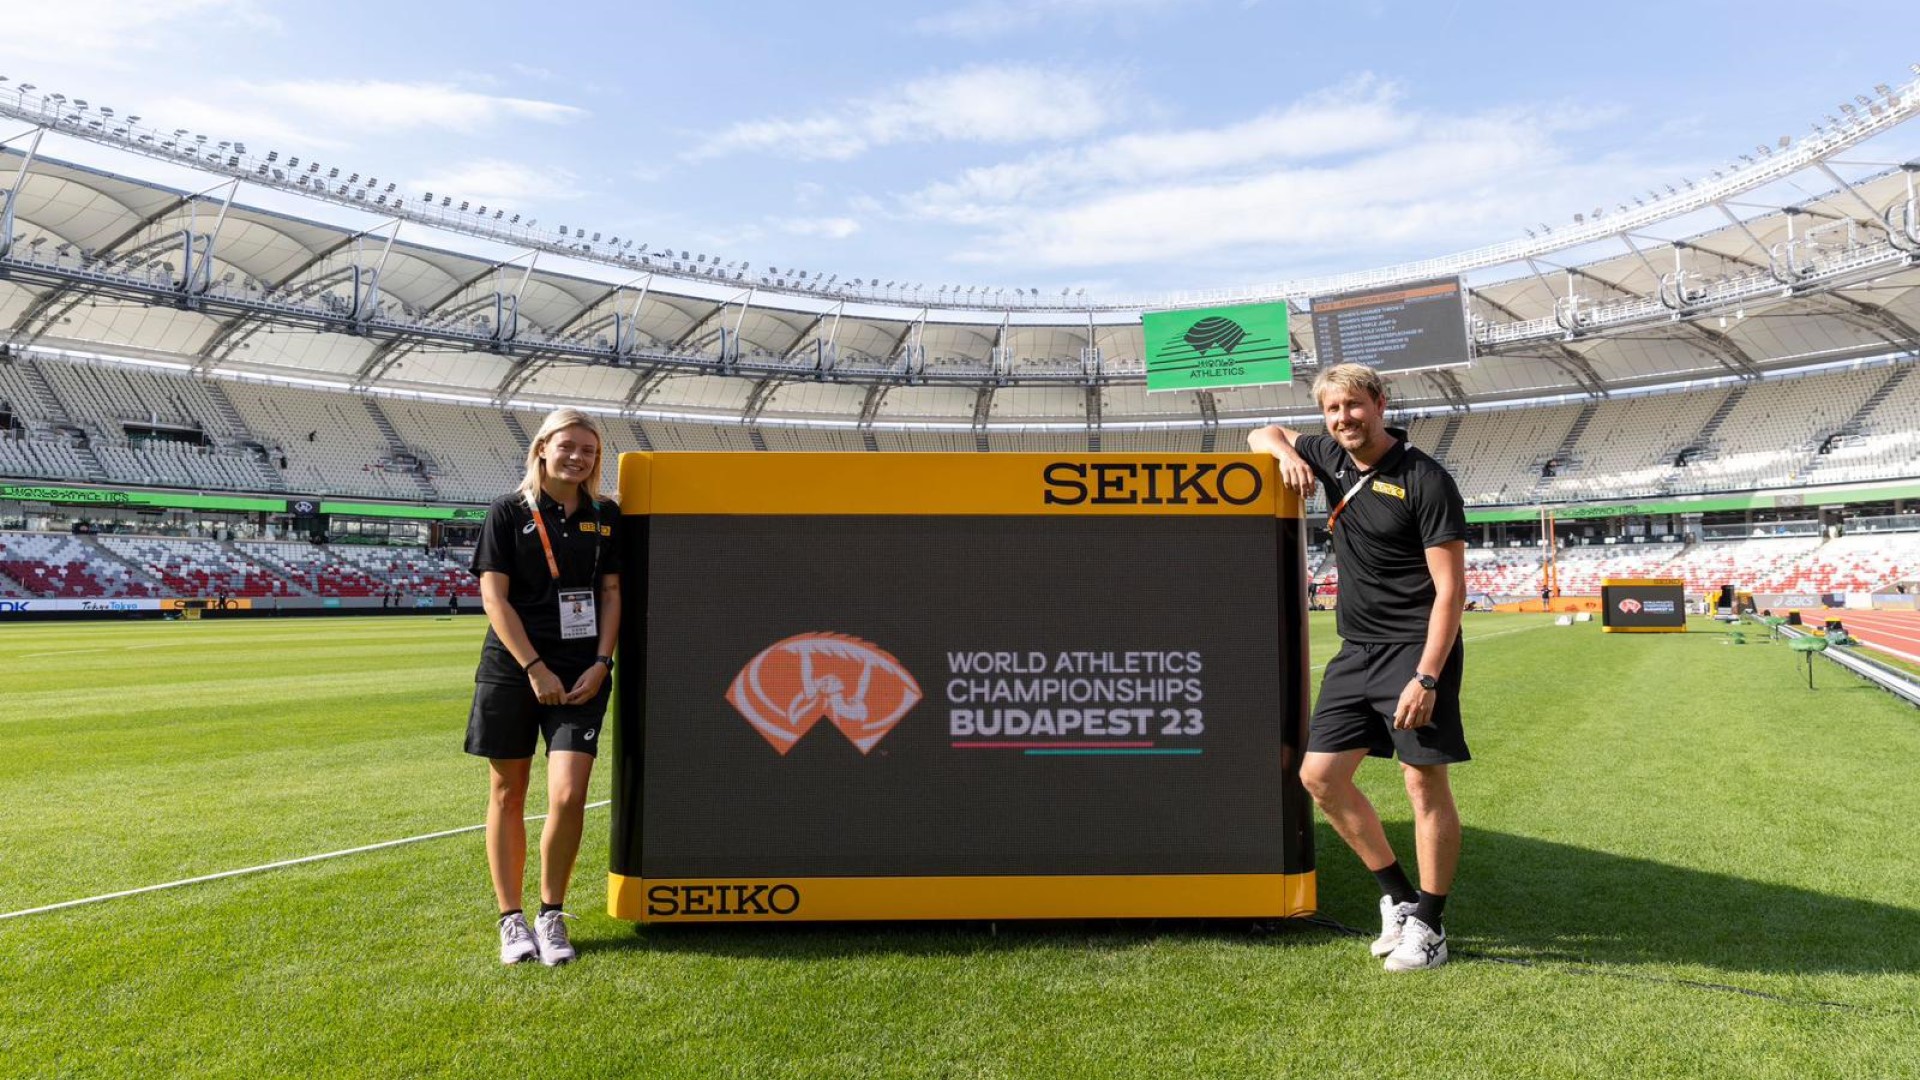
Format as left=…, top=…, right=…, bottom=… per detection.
left=1041, top=461, right=1263, bottom=507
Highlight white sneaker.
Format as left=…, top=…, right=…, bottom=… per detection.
left=498, top=912, right=537, bottom=965
left=1383, top=915, right=1448, bottom=972
left=1371, top=896, right=1418, bottom=957
left=534, top=910, right=577, bottom=967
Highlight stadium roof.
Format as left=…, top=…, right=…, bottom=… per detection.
left=1, top=78, right=1917, bottom=428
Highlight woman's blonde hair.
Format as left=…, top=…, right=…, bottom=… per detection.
left=519, top=407, right=609, bottom=504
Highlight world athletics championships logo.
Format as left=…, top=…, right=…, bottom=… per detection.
left=726, top=634, right=922, bottom=755
left=1618, top=598, right=1644, bottom=614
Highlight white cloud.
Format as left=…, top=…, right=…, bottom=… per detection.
left=688, top=65, right=1120, bottom=161
left=914, top=0, right=1190, bottom=38
left=242, top=80, right=584, bottom=133
left=409, top=159, right=582, bottom=207
left=776, top=216, right=861, bottom=240
left=132, top=79, right=586, bottom=154
left=898, top=78, right=1642, bottom=270
left=907, top=77, right=1419, bottom=220
left=0, top=0, right=277, bottom=64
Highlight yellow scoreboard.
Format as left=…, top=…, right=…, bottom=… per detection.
left=608, top=453, right=1315, bottom=922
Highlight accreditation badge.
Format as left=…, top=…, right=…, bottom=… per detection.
left=558, top=589, right=597, bottom=640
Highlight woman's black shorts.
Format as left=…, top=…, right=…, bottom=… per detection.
left=1308, top=637, right=1469, bottom=765
left=464, top=675, right=612, bottom=760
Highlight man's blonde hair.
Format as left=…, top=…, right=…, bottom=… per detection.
left=519, top=407, right=608, bottom=504
left=1310, top=363, right=1388, bottom=406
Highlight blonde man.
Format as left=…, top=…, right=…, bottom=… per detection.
left=466, top=408, right=621, bottom=966
left=1250, top=364, right=1468, bottom=972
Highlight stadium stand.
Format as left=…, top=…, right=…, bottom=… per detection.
left=327, top=545, right=479, bottom=599
left=96, top=535, right=299, bottom=598
left=1772, top=531, right=1920, bottom=594
left=0, top=533, right=159, bottom=598
left=1657, top=536, right=1825, bottom=594
left=1551, top=543, right=1687, bottom=595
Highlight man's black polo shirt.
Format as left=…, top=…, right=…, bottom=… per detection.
left=1295, top=427, right=1467, bottom=643
left=469, top=490, right=621, bottom=683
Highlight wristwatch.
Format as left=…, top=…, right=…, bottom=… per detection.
left=1415, top=673, right=1438, bottom=691
left=595, top=654, right=615, bottom=671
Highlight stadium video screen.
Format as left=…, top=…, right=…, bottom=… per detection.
left=608, top=453, right=1316, bottom=922
left=1601, top=578, right=1687, bottom=633
left=630, top=515, right=1297, bottom=879
left=1308, top=276, right=1471, bottom=373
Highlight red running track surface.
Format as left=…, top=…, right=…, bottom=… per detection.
left=1810, top=608, right=1920, bottom=665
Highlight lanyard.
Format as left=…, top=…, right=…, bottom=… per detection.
left=1324, top=471, right=1374, bottom=533
left=524, top=492, right=599, bottom=583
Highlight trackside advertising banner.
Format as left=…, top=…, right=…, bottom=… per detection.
left=0, top=598, right=255, bottom=614
left=0, top=598, right=165, bottom=614
left=1140, top=302, right=1291, bottom=392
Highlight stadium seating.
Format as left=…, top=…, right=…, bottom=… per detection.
left=6, top=353, right=1920, bottom=508
left=96, top=535, right=298, bottom=598
left=1443, top=404, right=1585, bottom=506
left=0, top=533, right=159, bottom=598
left=1771, top=531, right=1920, bottom=594
left=1658, top=536, right=1825, bottom=594
left=327, top=545, right=479, bottom=599
left=1550, top=543, right=1685, bottom=595
left=1465, top=547, right=1544, bottom=596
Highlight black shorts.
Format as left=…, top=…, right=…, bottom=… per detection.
left=1309, top=637, right=1469, bottom=765
left=464, top=676, right=612, bottom=760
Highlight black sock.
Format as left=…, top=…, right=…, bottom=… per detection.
left=1371, top=862, right=1418, bottom=906
left=1413, top=890, right=1447, bottom=932
left=498, top=908, right=522, bottom=923
left=540, top=902, right=563, bottom=916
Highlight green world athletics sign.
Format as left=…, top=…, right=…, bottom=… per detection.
left=1141, top=301, right=1291, bottom=392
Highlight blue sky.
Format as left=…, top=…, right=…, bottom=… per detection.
left=3, top=0, right=1915, bottom=299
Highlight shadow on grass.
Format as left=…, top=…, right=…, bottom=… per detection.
left=605, top=823, right=1920, bottom=977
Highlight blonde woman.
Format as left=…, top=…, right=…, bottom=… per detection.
left=466, top=408, right=620, bottom=966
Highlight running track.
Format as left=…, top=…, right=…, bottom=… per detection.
left=1810, top=608, right=1920, bottom=665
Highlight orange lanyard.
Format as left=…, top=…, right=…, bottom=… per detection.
left=1324, top=471, right=1373, bottom=533
left=526, top=495, right=560, bottom=580
left=524, top=493, right=599, bottom=582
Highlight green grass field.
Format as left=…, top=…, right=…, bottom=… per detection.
left=3, top=613, right=1917, bottom=1079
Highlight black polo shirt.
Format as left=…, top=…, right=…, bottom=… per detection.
left=1295, top=427, right=1467, bottom=643
left=470, top=490, right=621, bottom=683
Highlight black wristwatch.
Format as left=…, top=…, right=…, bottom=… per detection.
left=1415, top=673, right=1438, bottom=691
left=595, top=654, right=615, bottom=671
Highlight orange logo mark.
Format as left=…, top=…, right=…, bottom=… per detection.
left=726, top=633, right=922, bottom=755
left=1618, top=598, right=1643, bottom=614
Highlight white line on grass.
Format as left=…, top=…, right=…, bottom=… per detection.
left=0, top=799, right=612, bottom=923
